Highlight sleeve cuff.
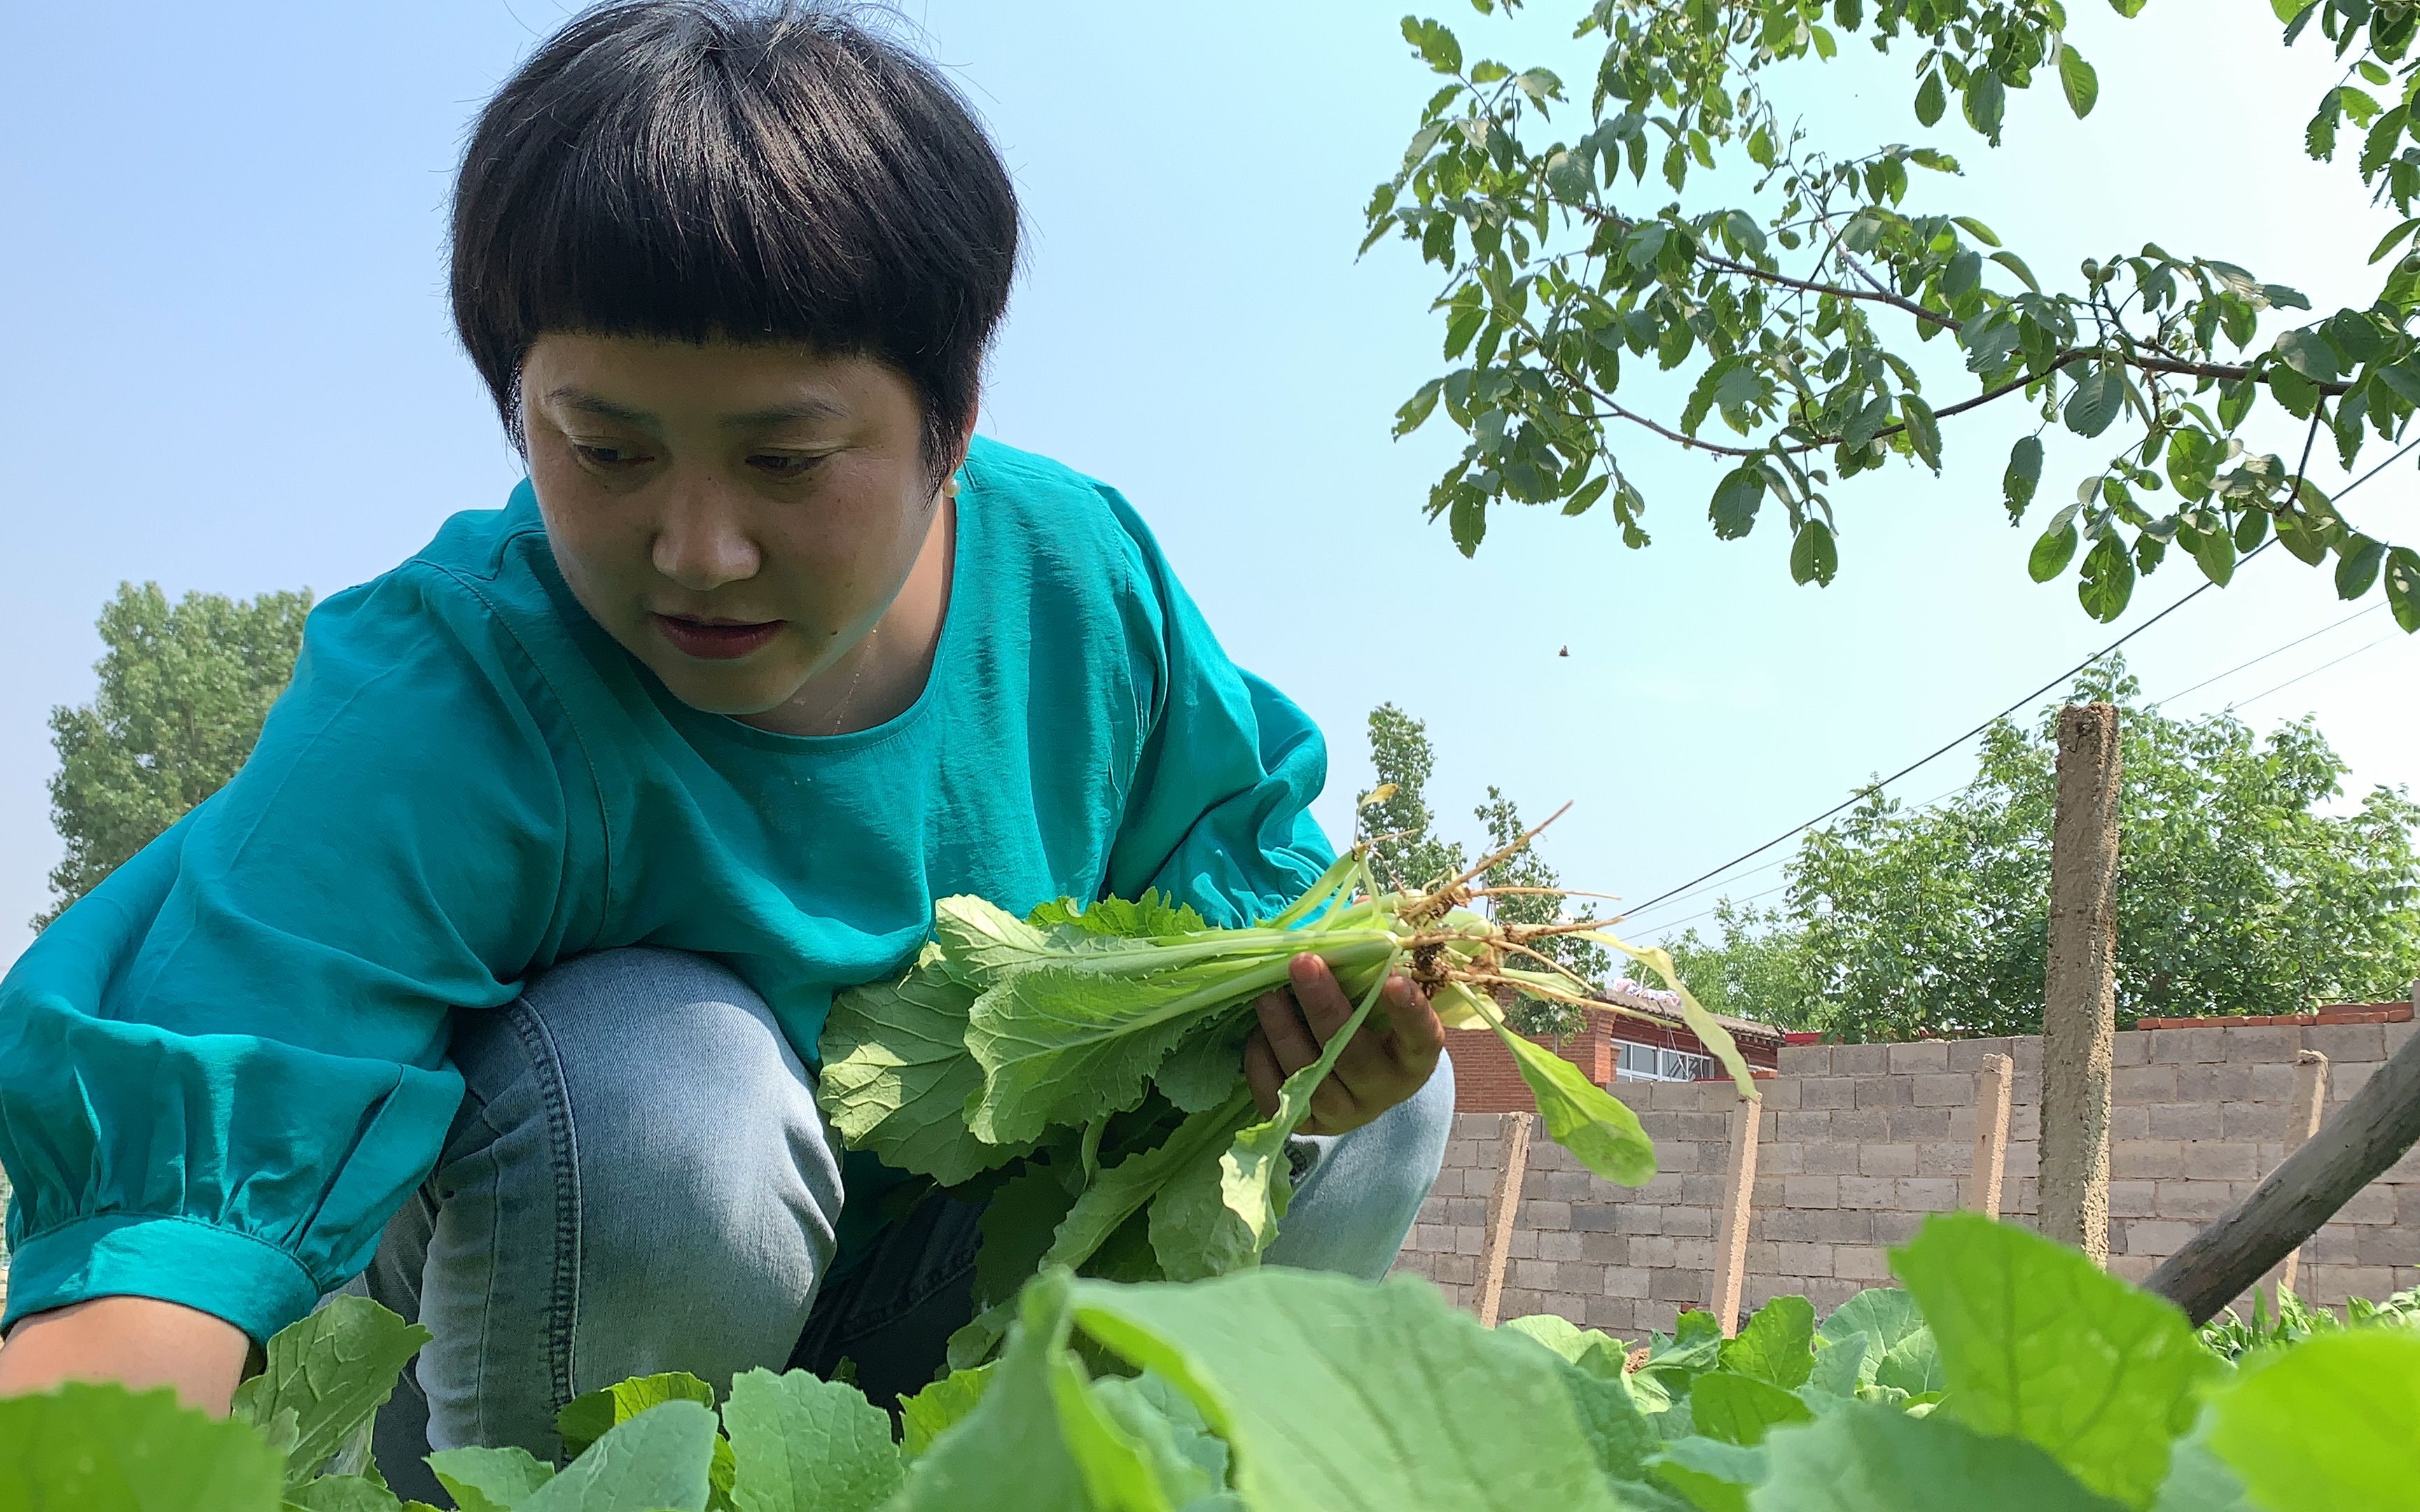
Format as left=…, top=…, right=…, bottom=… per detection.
left=3, top=1213, right=326, bottom=1343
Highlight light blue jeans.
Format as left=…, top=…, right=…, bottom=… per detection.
left=366, top=948, right=1452, bottom=1499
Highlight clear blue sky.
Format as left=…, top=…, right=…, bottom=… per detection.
left=4, top=0, right=2414, bottom=971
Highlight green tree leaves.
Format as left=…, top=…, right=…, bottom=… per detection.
left=1364, top=0, right=2420, bottom=629
left=39, top=582, right=312, bottom=927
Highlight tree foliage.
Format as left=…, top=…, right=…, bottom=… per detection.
left=39, top=582, right=312, bottom=928
left=1663, top=662, right=2420, bottom=1039
left=1368, top=0, right=2420, bottom=629
left=1360, top=703, right=1470, bottom=889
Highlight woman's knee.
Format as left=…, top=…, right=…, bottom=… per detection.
left=444, top=949, right=844, bottom=1368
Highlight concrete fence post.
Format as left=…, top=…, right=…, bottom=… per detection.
left=1473, top=1110, right=1535, bottom=1328
left=2042, top=702, right=2122, bottom=1264
left=1710, top=1098, right=1762, bottom=1336
left=1968, top=1052, right=2015, bottom=1219
left=2262, top=1049, right=2332, bottom=1308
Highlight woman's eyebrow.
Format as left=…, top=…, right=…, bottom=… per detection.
left=545, top=387, right=656, bottom=425
left=721, top=398, right=847, bottom=429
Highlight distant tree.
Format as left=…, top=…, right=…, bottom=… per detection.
left=1358, top=703, right=1469, bottom=890
left=1662, top=660, right=2420, bottom=1040
left=37, top=582, right=312, bottom=928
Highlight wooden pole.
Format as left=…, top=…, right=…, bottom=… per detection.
left=2260, top=1050, right=2332, bottom=1307
left=2147, top=1024, right=2420, bottom=1325
left=1967, top=1052, right=2015, bottom=1219
left=1709, top=1098, right=1762, bottom=1337
left=1472, top=1111, right=1535, bottom=1328
left=2040, top=702, right=2121, bottom=1264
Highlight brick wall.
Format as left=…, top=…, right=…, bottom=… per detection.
left=1393, top=1018, right=2420, bottom=1334
left=1453, top=1018, right=1614, bottom=1114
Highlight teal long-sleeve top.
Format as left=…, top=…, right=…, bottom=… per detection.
left=0, top=437, right=1334, bottom=1343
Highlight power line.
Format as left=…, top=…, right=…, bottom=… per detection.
left=2152, top=602, right=2383, bottom=708
left=1622, top=421, right=2419, bottom=923
left=2230, top=632, right=2402, bottom=713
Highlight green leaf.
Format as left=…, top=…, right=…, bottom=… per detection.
left=557, top=1373, right=717, bottom=1460
left=896, top=1273, right=1092, bottom=1511
left=2005, top=435, right=2045, bottom=519
left=1990, top=251, right=2041, bottom=292
left=1915, top=71, right=1945, bottom=127
left=1148, top=960, right=1393, bottom=1280
left=2206, top=1329, right=2420, bottom=1512
left=2336, top=534, right=2388, bottom=598
left=961, top=921, right=1362, bottom=1144
left=2029, top=522, right=2080, bottom=582
left=1720, top=1296, right=1816, bottom=1390
left=2385, top=547, right=2420, bottom=631
left=285, top=1475, right=410, bottom=1512
left=2057, top=45, right=2099, bottom=118
left=1648, top=1437, right=1764, bottom=1512
left=1393, top=377, right=1445, bottom=436
left=1489, top=1016, right=1655, bottom=1184
left=1753, top=1398, right=2126, bottom=1511
left=2064, top=367, right=2122, bottom=438
left=525, top=1400, right=717, bottom=1512
left=1502, top=1322, right=1657, bottom=1479
left=1711, top=465, right=1769, bottom=540
left=2276, top=328, right=2343, bottom=384
left=2369, top=218, right=2420, bottom=265
left=1089, top=1373, right=1232, bottom=1505
left=1893, top=1213, right=2218, bottom=1508
left=899, top=1366, right=995, bottom=1460
left=232, top=1296, right=431, bottom=1488
left=2188, top=521, right=2237, bottom=587
left=1790, top=521, right=1840, bottom=587
left=428, top=1447, right=557, bottom=1512
left=723, top=1368, right=903, bottom=1512
left=1690, top=1372, right=1814, bottom=1446
left=1963, top=70, right=2006, bottom=139
left=1900, top=396, right=1941, bottom=470
left=1066, top=1268, right=1625, bottom=1512
left=817, top=945, right=1034, bottom=1185
left=0, top=1382, right=286, bottom=1511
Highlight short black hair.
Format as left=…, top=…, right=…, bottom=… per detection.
left=450, top=1, right=1018, bottom=479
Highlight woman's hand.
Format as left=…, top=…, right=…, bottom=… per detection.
left=0, top=1296, right=251, bottom=1414
left=1243, top=953, right=1445, bottom=1136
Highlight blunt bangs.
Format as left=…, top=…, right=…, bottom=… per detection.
left=450, top=1, right=1019, bottom=477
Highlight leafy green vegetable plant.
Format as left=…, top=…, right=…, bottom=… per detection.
left=8, top=1210, right=2414, bottom=1510
left=815, top=836, right=1758, bottom=1366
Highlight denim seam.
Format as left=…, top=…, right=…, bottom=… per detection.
left=503, top=1000, right=586, bottom=1435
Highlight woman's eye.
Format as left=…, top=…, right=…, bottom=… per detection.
left=747, top=452, right=824, bottom=479
left=573, top=443, right=653, bottom=470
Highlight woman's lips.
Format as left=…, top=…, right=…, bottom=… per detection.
left=653, top=614, right=784, bottom=661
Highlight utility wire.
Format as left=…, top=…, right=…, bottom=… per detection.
left=2152, top=602, right=2383, bottom=708
left=1623, top=421, right=2418, bottom=925
left=2230, top=632, right=2402, bottom=713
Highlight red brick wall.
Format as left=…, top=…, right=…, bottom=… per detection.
left=1453, top=1009, right=1617, bottom=1113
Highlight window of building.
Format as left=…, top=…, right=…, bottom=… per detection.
left=1615, top=1041, right=1713, bottom=1083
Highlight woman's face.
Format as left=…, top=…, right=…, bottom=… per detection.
left=519, top=332, right=957, bottom=720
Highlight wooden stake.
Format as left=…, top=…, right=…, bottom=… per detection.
left=2148, top=1023, right=2420, bottom=1325
left=2260, top=1050, right=2332, bottom=1306
left=2040, top=703, right=2121, bottom=1264
left=1473, top=1111, right=1535, bottom=1328
left=1967, top=1053, right=2015, bottom=1219
left=1710, top=1098, right=1762, bottom=1337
